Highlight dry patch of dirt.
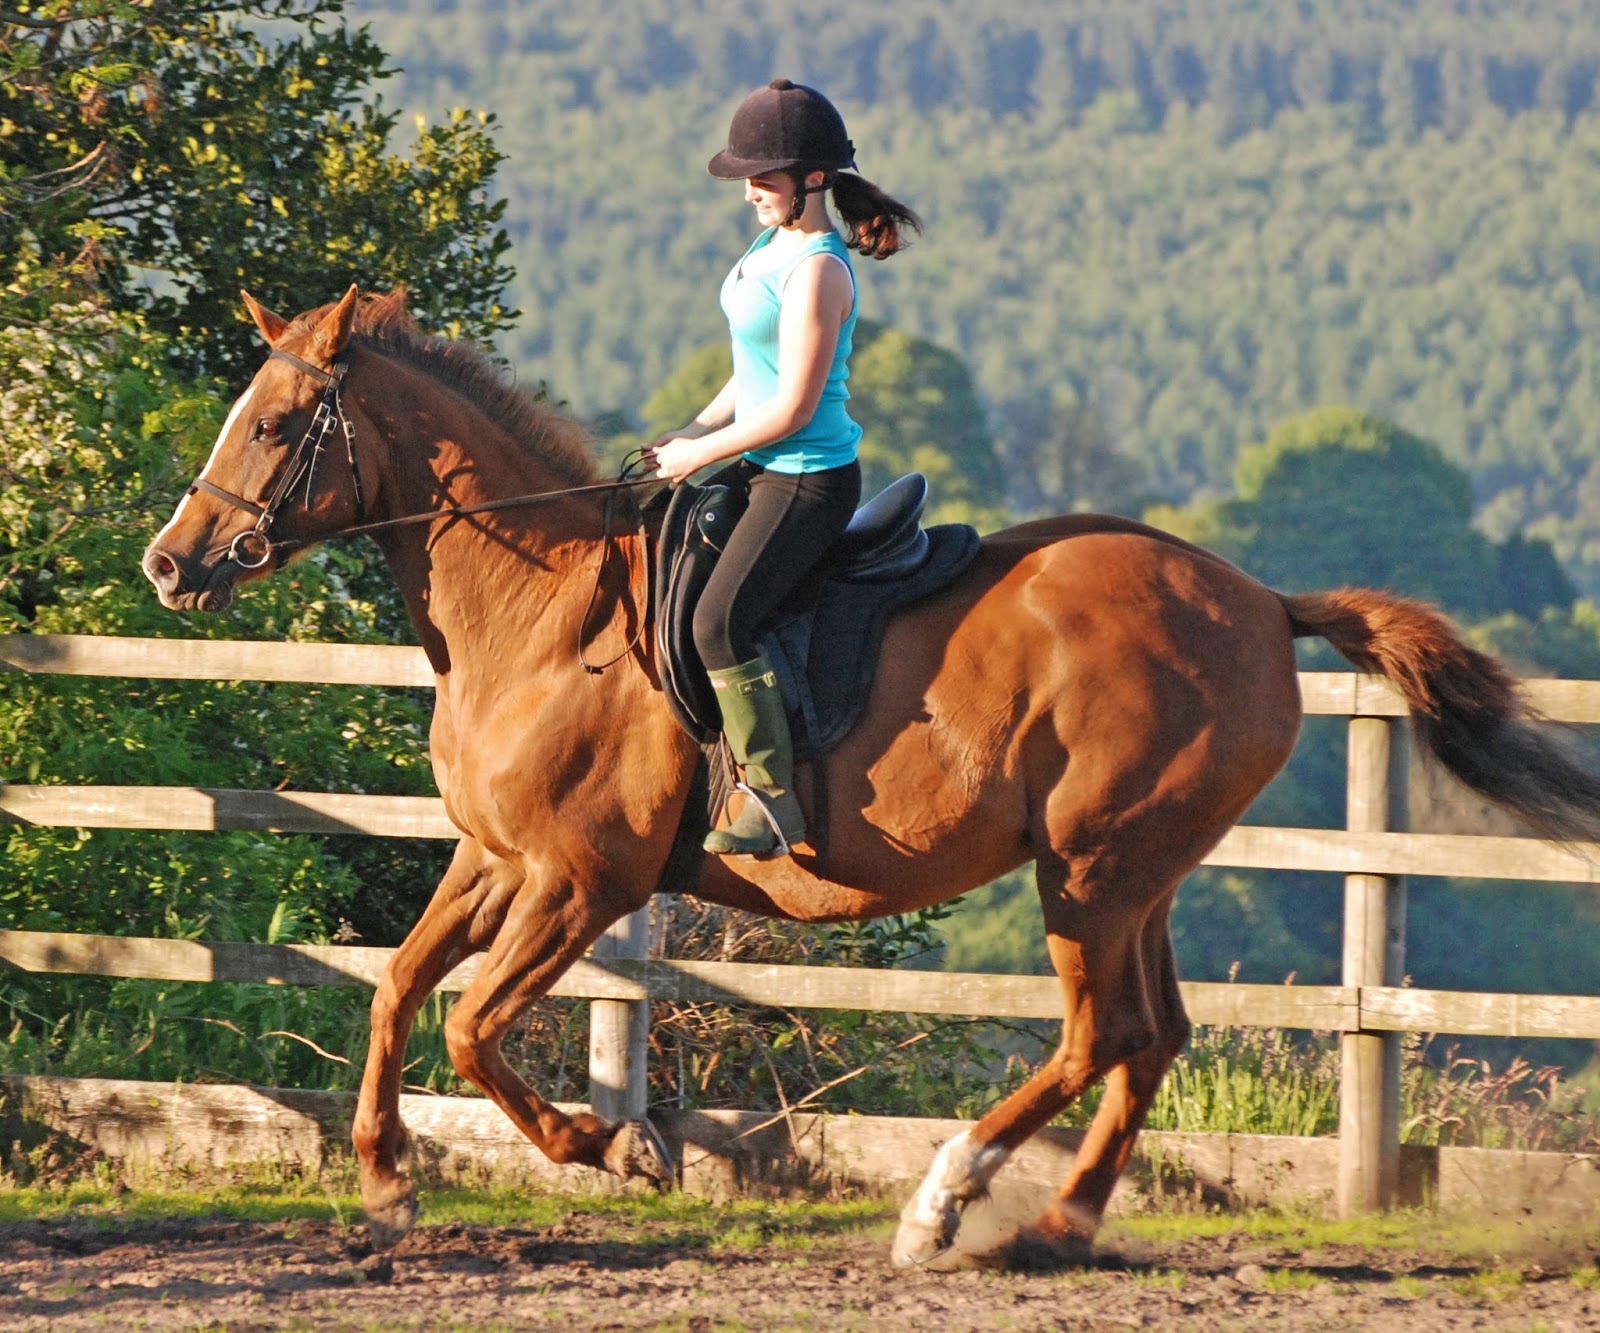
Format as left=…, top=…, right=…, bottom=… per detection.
left=0, top=1211, right=1596, bottom=1331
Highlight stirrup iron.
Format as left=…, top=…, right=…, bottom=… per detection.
left=731, top=781, right=794, bottom=857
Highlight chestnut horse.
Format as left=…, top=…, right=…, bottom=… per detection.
left=143, top=288, right=1600, bottom=1269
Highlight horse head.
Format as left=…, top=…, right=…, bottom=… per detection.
left=143, top=285, right=367, bottom=612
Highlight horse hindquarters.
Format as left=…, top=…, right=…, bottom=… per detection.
left=893, top=533, right=1304, bottom=1268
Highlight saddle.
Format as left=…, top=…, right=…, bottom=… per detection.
left=654, top=472, right=982, bottom=758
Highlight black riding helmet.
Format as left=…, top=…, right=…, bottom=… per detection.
left=708, top=79, right=856, bottom=179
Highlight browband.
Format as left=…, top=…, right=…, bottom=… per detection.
left=269, top=348, right=342, bottom=385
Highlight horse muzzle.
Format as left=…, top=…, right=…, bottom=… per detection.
left=142, top=540, right=244, bottom=613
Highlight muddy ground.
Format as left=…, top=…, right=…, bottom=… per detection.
left=0, top=1208, right=1596, bottom=1332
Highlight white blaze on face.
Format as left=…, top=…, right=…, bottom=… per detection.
left=150, top=383, right=257, bottom=545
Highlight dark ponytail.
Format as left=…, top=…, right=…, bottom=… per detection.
left=777, top=166, right=922, bottom=258
left=827, top=172, right=923, bottom=259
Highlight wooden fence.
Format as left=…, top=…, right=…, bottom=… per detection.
left=3, top=633, right=1600, bottom=1217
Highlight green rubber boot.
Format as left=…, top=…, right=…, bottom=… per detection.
left=703, top=654, right=806, bottom=857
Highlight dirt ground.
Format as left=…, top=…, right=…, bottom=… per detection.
left=0, top=1208, right=1597, bottom=1332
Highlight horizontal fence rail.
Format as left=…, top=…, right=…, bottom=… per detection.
left=11, top=630, right=1600, bottom=721
left=3, top=931, right=1599, bottom=1041
left=6, top=786, right=1600, bottom=883
left=0, top=633, right=436, bottom=688
left=3, top=633, right=1599, bottom=1219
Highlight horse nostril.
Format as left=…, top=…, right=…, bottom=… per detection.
left=143, top=548, right=178, bottom=590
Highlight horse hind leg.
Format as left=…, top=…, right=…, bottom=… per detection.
left=892, top=852, right=1161, bottom=1270
left=997, top=902, right=1190, bottom=1267
left=354, top=838, right=521, bottom=1249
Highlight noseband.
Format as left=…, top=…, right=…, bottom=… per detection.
left=187, top=348, right=366, bottom=569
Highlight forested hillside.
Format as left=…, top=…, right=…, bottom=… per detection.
left=350, top=0, right=1600, bottom=593
left=357, top=0, right=1600, bottom=129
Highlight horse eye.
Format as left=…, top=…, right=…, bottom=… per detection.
left=251, top=417, right=280, bottom=442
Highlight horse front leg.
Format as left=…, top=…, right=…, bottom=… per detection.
left=441, top=870, right=674, bottom=1187
left=354, top=838, right=521, bottom=1248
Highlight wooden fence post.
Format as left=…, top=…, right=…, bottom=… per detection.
left=1338, top=715, right=1409, bottom=1214
left=588, top=906, right=651, bottom=1122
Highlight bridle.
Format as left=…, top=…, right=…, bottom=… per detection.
left=188, top=348, right=365, bottom=570
left=183, top=346, right=661, bottom=673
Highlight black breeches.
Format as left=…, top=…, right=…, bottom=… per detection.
left=692, top=459, right=862, bottom=670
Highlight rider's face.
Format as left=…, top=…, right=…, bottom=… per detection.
left=744, top=174, right=796, bottom=227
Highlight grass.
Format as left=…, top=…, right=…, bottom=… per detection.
left=0, top=1178, right=356, bottom=1227
left=0, top=1168, right=897, bottom=1251
left=1103, top=1202, right=1599, bottom=1266
left=1128, top=1266, right=1187, bottom=1290
left=1141, top=1024, right=1600, bottom=1150
left=6, top=1168, right=1595, bottom=1289
left=1259, top=1266, right=1326, bottom=1292
left=1148, top=1024, right=1340, bottom=1137
left=1449, top=1270, right=1526, bottom=1303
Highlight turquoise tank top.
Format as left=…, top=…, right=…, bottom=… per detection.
left=719, top=228, right=861, bottom=473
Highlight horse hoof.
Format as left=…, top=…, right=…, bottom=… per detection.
left=890, top=1239, right=973, bottom=1271
left=362, top=1180, right=419, bottom=1251
left=889, top=1197, right=960, bottom=1269
left=603, top=1119, right=676, bottom=1186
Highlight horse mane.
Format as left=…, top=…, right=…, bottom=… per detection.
left=289, top=289, right=600, bottom=487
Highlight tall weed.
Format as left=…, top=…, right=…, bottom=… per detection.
left=1149, top=1025, right=1341, bottom=1137
left=1402, top=1033, right=1600, bottom=1151
left=1144, top=1026, right=1600, bottom=1149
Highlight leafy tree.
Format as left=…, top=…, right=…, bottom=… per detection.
left=639, top=343, right=730, bottom=441
left=344, top=19, right=1600, bottom=590
left=1495, top=532, right=1578, bottom=619
left=354, top=0, right=1600, bottom=132
left=998, top=396, right=1151, bottom=519
left=0, top=1, right=519, bottom=983
left=1, top=0, right=514, bottom=378
left=0, top=294, right=452, bottom=1086
left=1169, top=406, right=1573, bottom=620
left=0, top=0, right=519, bottom=1090
left=850, top=322, right=1007, bottom=527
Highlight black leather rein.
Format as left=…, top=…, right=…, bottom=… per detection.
left=186, top=348, right=658, bottom=560
left=182, top=349, right=660, bottom=673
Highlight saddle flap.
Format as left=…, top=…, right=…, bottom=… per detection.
left=654, top=482, right=728, bottom=744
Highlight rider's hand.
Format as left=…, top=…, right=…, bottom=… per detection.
left=645, top=432, right=714, bottom=484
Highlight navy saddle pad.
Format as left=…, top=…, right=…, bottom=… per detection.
left=654, top=473, right=981, bottom=759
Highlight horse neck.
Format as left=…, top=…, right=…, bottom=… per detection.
left=349, top=348, right=612, bottom=675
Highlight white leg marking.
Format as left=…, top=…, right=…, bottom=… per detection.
left=905, top=1130, right=1011, bottom=1233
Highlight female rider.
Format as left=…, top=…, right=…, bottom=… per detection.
left=646, top=79, right=921, bottom=858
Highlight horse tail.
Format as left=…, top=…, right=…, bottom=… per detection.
left=1281, top=588, right=1600, bottom=843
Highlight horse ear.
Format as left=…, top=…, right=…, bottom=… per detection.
left=240, top=290, right=289, bottom=346
left=310, top=283, right=360, bottom=362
